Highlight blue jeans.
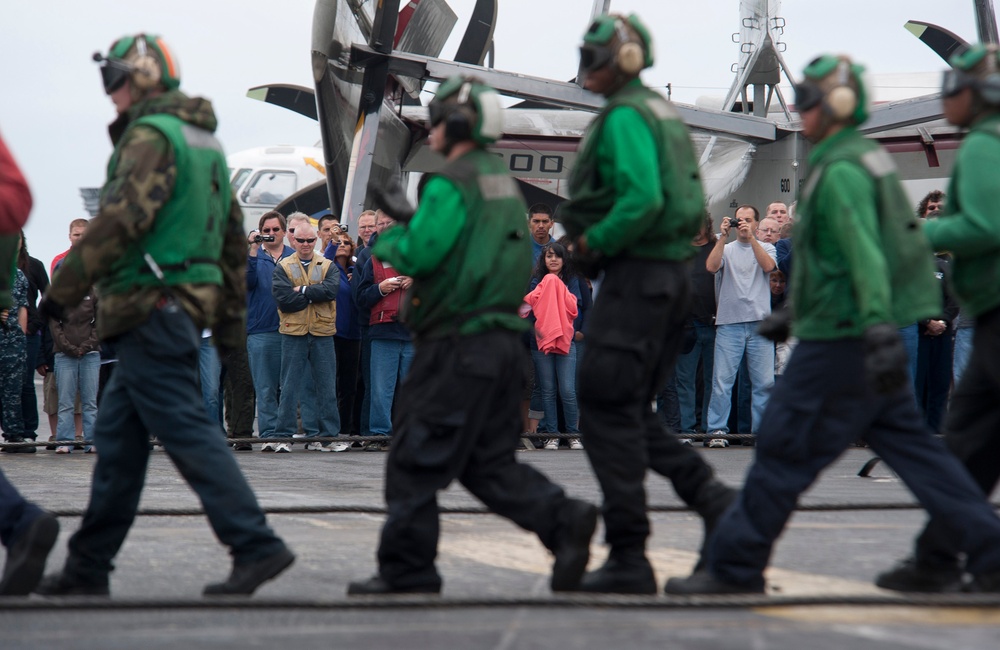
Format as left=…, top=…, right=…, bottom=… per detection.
left=62, top=304, right=286, bottom=585
left=531, top=343, right=579, bottom=433
left=675, top=323, right=714, bottom=432
left=54, top=351, right=100, bottom=443
left=707, top=322, right=774, bottom=433
left=953, top=326, right=974, bottom=385
left=277, top=334, right=340, bottom=436
left=369, top=338, right=414, bottom=436
left=198, top=337, right=222, bottom=425
left=248, top=331, right=319, bottom=439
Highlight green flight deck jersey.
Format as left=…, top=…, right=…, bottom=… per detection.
left=791, top=127, right=940, bottom=340
left=373, top=148, right=532, bottom=339
left=923, top=113, right=1000, bottom=318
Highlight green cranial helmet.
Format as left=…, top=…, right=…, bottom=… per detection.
left=580, top=13, right=653, bottom=77
left=97, top=34, right=180, bottom=95
left=943, top=44, right=1000, bottom=104
left=428, top=76, right=504, bottom=147
left=795, top=54, right=869, bottom=125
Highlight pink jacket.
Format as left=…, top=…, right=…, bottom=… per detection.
left=524, top=274, right=578, bottom=355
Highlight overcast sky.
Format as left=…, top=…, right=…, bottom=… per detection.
left=0, top=0, right=981, bottom=269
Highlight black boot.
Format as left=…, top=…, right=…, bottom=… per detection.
left=875, top=557, right=964, bottom=593
left=550, top=499, right=598, bottom=592
left=690, top=479, right=737, bottom=572
left=35, top=571, right=110, bottom=597
left=664, top=569, right=763, bottom=595
left=579, top=551, right=657, bottom=594
left=347, top=574, right=442, bottom=595
left=0, top=513, right=59, bottom=595
left=203, top=547, right=295, bottom=596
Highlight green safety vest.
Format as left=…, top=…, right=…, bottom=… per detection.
left=100, top=113, right=228, bottom=295
left=403, top=149, right=532, bottom=338
left=563, top=82, right=704, bottom=261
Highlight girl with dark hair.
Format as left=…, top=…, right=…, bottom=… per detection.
left=523, top=242, right=583, bottom=450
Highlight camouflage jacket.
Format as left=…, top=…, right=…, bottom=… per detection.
left=46, top=91, right=247, bottom=348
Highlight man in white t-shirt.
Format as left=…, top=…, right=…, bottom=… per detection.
left=704, top=205, right=776, bottom=446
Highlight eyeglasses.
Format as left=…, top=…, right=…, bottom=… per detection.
left=261, top=228, right=282, bottom=234
left=759, top=228, right=779, bottom=234
left=295, top=237, right=316, bottom=244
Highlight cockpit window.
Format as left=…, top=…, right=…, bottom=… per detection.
left=230, top=168, right=251, bottom=192
left=241, top=170, right=297, bottom=205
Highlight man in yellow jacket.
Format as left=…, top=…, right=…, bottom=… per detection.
left=272, top=222, right=346, bottom=452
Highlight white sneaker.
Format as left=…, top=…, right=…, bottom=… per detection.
left=543, top=438, right=560, bottom=450
left=305, top=441, right=330, bottom=452
left=261, top=442, right=276, bottom=452
left=55, top=446, right=72, bottom=454
left=327, top=442, right=350, bottom=452
left=292, top=433, right=308, bottom=439
left=679, top=438, right=693, bottom=446
left=707, top=438, right=729, bottom=449
left=569, top=438, right=584, bottom=450
left=274, top=443, right=292, bottom=453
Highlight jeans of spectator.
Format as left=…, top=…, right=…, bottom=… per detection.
left=276, top=334, right=340, bottom=437
left=222, top=344, right=256, bottom=437
left=20, top=332, right=40, bottom=438
left=359, top=326, right=372, bottom=435
left=675, top=322, right=714, bottom=432
left=898, top=322, right=918, bottom=390
left=735, top=356, right=752, bottom=434
left=531, top=343, right=580, bottom=434
left=912, top=306, right=1000, bottom=569
left=369, top=338, right=414, bottom=437
left=953, top=326, right=974, bottom=385
left=61, top=304, right=286, bottom=586
left=198, top=337, right=223, bottom=425
left=334, top=336, right=361, bottom=438
left=916, top=331, right=955, bottom=434
left=656, top=369, right=681, bottom=432
left=0, top=467, right=44, bottom=548
left=54, top=351, right=99, bottom=444
left=704, top=337, right=1000, bottom=590
left=706, top=322, right=774, bottom=434
left=578, top=259, right=716, bottom=553
left=248, top=332, right=303, bottom=439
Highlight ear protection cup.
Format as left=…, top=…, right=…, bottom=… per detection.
left=444, top=108, right=473, bottom=142
left=825, top=59, right=857, bottom=121
left=130, top=36, right=162, bottom=91
left=613, top=19, right=646, bottom=77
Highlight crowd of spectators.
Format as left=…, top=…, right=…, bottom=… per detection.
left=0, top=191, right=966, bottom=453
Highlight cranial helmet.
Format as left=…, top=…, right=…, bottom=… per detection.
left=94, top=34, right=180, bottom=95
left=579, top=13, right=654, bottom=78
left=428, top=76, right=504, bottom=148
left=794, top=54, right=869, bottom=125
left=943, top=43, right=1000, bottom=105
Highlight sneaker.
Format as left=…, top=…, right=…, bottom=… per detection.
left=707, top=438, right=729, bottom=449
left=327, top=442, right=350, bottom=452
left=274, top=443, right=292, bottom=453
left=569, top=438, right=584, bottom=450
left=543, top=438, right=560, bottom=450
left=232, top=442, right=253, bottom=451
left=305, top=442, right=331, bottom=452
left=260, top=443, right=277, bottom=453
left=678, top=438, right=693, bottom=446
left=84, top=446, right=96, bottom=454
left=364, top=440, right=388, bottom=452
left=292, top=433, right=308, bottom=439
left=55, top=446, right=72, bottom=454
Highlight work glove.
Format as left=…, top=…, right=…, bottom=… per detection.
left=37, top=295, right=67, bottom=324
left=863, top=323, right=909, bottom=394
left=757, top=307, right=792, bottom=343
left=369, top=175, right=416, bottom=223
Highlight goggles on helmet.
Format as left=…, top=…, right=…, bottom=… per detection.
left=579, top=43, right=613, bottom=73
left=93, top=52, right=133, bottom=95
left=942, top=69, right=974, bottom=98
left=794, top=80, right=825, bottom=113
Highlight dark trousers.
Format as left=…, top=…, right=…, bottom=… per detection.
left=377, top=330, right=569, bottom=589
left=578, top=259, right=716, bottom=554
left=334, top=336, right=361, bottom=437
left=222, top=343, right=256, bottom=437
left=708, top=338, right=1000, bottom=589
left=0, top=468, right=42, bottom=548
left=914, top=305, right=1000, bottom=568
left=63, top=303, right=285, bottom=585
left=915, top=330, right=955, bottom=434
left=20, top=332, right=39, bottom=438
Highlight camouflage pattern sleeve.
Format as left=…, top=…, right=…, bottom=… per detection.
left=212, top=193, right=249, bottom=350
left=47, top=125, right=174, bottom=308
